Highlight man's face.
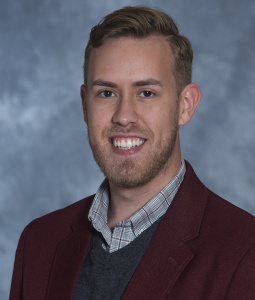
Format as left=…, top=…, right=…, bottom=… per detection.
left=83, top=36, right=181, bottom=188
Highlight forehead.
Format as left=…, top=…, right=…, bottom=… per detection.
left=87, top=36, right=175, bottom=87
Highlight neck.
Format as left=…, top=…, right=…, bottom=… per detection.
left=107, top=153, right=182, bottom=230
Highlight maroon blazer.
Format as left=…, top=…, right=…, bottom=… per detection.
left=10, top=162, right=255, bottom=299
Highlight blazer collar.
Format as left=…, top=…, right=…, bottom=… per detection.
left=166, top=160, right=208, bottom=242
left=122, top=161, right=208, bottom=299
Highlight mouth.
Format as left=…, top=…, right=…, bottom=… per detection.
left=110, top=137, right=146, bottom=150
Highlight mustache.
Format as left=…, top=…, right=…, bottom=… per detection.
left=102, top=125, right=154, bottom=138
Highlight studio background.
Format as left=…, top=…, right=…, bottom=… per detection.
left=1, top=0, right=255, bottom=298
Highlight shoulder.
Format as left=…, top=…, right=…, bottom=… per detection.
left=184, top=161, right=255, bottom=239
left=205, top=189, right=255, bottom=240
left=181, top=161, right=255, bottom=253
left=207, top=193, right=255, bottom=297
left=10, top=195, right=95, bottom=299
left=196, top=186, right=255, bottom=278
left=21, top=195, right=94, bottom=245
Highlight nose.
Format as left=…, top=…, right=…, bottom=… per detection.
left=112, top=97, right=138, bottom=127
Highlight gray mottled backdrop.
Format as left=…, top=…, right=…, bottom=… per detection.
left=1, top=0, right=255, bottom=298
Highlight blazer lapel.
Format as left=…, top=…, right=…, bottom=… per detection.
left=123, top=162, right=208, bottom=299
left=122, top=226, right=194, bottom=299
left=45, top=200, right=94, bottom=300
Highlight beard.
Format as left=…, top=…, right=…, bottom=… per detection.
left=88, top=118, right=179, bottom=189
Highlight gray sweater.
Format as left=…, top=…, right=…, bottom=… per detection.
left=73, top=217, right=162, bottom=299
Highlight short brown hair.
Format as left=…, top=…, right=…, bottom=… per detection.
left=84, top=6, right=193, bottom=96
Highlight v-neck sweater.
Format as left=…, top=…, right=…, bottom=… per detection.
left=73, top=216, right=162, bottom=299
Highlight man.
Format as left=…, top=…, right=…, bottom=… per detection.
left=10, top=6, right=255, bottom=300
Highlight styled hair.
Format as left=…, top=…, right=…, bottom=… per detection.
left=84, top=6, right=193, bottom=96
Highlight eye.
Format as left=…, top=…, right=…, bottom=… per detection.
left=140, top=91, right=154, bottom=98
left=99, top=90, right=115, bottom=98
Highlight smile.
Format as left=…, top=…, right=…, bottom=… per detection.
left=111, top=137, right=145, bottom=150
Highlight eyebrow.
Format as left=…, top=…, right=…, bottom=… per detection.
left=91, top=78, right=163, bottom=88
left=133, top=79, right=163, bottom=87
left=92, top=80, right=117, bottom=88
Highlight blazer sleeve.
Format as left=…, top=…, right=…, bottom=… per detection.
left=9, top=226, right=28, bottom=300
left=225, top=243, right=255, bottom=299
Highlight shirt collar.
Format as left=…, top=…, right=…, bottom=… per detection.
left=88, top=159, right=186, bottom=244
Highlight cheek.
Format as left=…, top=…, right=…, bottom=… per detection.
left=148, top=109, right=177, bottom=139
left=88, top=106, right=108, bottom=126
left=145, top=106, right=172, bottom=127
left=90, top=101, right=115, bottom=122
left=87, top=110, right=111, bottom=141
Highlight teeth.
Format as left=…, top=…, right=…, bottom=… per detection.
left=113, top=138, right=145, bottom=149
left=121, top=140, right=126, bottom=148
left=126, top=139, right=132, bottom=148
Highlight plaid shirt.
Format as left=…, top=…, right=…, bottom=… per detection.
left=88, top=159, right=186, bottom=253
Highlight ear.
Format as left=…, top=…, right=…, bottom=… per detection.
left=178, top=83, right=201, bottom=126
left=80, top=84, right=88, bottom=124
